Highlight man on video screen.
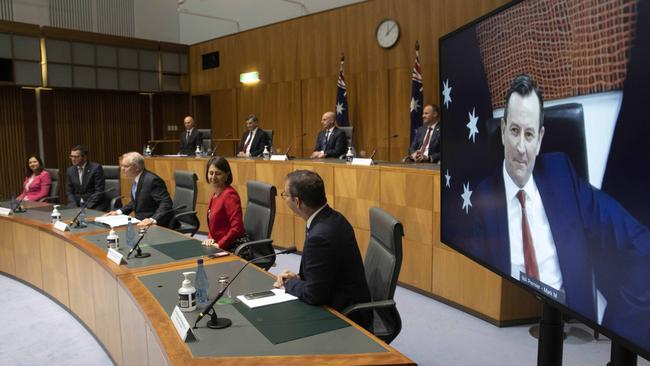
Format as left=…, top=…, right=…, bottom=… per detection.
left=471, top=74, right=650, bottom=342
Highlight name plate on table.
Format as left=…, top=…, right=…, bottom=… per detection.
left=0, top=207, right=12, bottom=216
left=270, top=154, right=288, bottom=161
left=171, top=306, right=196, bottom=342
left=107, top=248, right=125, bottom=265
left=53, top=221, right=70, bottom=232
left=351, top=158, right=373, bottom=166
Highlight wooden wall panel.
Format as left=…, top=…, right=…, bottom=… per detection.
left=0, top=220, right=16, bottom=275
left=66, top=243, right=96, bottom=330
left=211, top=89, right=238, bottom=156
left=13, top=223, right=43, bottom=289
left=39, top=233, right=70, bottom=307
left=189, top=0, right=509, bottom=162
left=152, top=93, right=191, bottom=154
left=0, top=87, right=31, bottom=199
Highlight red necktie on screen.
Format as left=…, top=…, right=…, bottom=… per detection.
left=241, top=132, right=252, bottom=153
left=517, top=190, right=539, bottom=279
left=419, top=127, right=433, bottom=154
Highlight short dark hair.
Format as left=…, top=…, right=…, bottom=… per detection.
left=26, top=154, right=44, bottom=177
left=71, top=145, right=88, bottom=157
left=504, top=74, right=544, bottom=129
left=286, top=170, right=326, bottom=209
left=205, top=155, right=233, bottom=185
left=246, top=114, right=258, bottom=123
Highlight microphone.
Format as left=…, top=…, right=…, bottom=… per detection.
left=193, top=246, right=297, bottom=329
left=12, top=193, right=27, bottom=213
left=71, top=188, right=116, bottom=227
left=284, top=145, right=292, bottom=156
left=368, top=149, right=377, bottom=160
left=126, top=204, right=187, bottom=259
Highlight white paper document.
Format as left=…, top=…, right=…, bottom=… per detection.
left=94, top=215, right=141, bottom=227
left=237, top=289, right=298, bottom=309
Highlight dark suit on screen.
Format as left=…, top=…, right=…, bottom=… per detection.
left=179, top=129, right=202, bottom=155
left=66, top=161, right=106, bottom=210
left=238, top=129, right=272, bottom=157
left=470, top=152, right=650, bottom=345
left=120, top=170, right=174, bottom=227
left=313, top=128, right=347, bottom=158
left=285, top=205, right=371, bottom=327
left=408, top=123, right=441, bottom=163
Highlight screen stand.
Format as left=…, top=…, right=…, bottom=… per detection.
left=537, top=302, right=564, bottom=366
left=608, top=341, right=637, bottom=366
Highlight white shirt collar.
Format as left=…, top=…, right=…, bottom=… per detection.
left=502, top=160, right=537, bottom=203
left=326, top=126, right=335, bottom=133
left=306, top=204, right=328, bottom=230
left=134, top=171, right=143, bottom=185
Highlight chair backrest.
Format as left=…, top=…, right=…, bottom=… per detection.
left=244, top=181, right=277, bottom=241
left=262, top=129, right=274, bottom=148
left=45, top=168, right=59, bottom=200
left=173, top=170, right=198, bottom=213
left=339, top=126, right=354, bottom=147
left=365, top=207, right=404, bottom=344
left=198, top=128, right=212, bottom=151
left=486, top=102, right=589, bottom=181
left=103, top=165, right=122, bottom=209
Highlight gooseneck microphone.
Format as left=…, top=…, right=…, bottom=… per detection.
left=368, top=149, right=377, bottom=160
left=193, top=246, right=297, bottom=330
left=71, top=188, right=116, bottom=227
left=126, top=204, right=187, bottom=259
left=12, top=193, right=27, bottom=213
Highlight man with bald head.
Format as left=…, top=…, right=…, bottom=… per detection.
left=310, top=111, right=347, bottom=159
left=179, top=116, right=202, bottom=155
left=104, top=152, right=173, bottom=227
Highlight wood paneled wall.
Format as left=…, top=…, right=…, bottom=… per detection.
left=0, top=87, right=38, bottom=199
left=189, top=0, right=509, bottom=160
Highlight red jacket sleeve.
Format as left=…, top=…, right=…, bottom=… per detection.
left=217, top=189, right=245, bottom=250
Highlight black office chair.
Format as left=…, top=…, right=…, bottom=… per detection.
left=234, top=181, right=277, bottom=270
left=170, top=170, right=200, bottom=237
left=198, top=128, right=212, bottom=152
left=338, top=126, right=354, bottom=158
left=486, top=102, right=589, bottom=181
left=103, top=165, right=122, bottom=211
left=262, top=129, right=274, bottom=148
left=39, top=168, right=60, bottom=203
left=343, top=207, right=404, bottom=344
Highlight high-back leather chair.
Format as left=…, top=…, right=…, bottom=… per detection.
left=343, top=207, right=404, bottom=344
left=170, top=170, right=200, bottom=236
left=103, top=165, right=122, bottom=211
left=39, top=168, right=60, bottom=203
left=337, top=126, right=354, bottom=158
left=262, top=129, right=274, bottom=149
left=234, top=181, right=277, bottom=270
left=486, top=102, right=589, bottom=181
left=198, top=128, right=212, bottom=152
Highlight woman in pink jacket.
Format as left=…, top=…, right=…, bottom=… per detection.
left=17, top=155, right=51, bottom=202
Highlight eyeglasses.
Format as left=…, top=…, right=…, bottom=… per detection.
left=280, top=191, right=291, bottom=199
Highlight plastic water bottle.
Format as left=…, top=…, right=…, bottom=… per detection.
left=262, top=145, right=270, bottom=160
left=106, top=228, right=119, bottom=249
left=51, top=205, right=61, bottom=224
left=345, top=146, right=354, bottom=164
left=195, top=258, right=209, bottom=308
left=126, top=217, right=136, bottom=249
left=144, top=145, right=152, bottom=157
left=195, top=145, right=202, bottom=158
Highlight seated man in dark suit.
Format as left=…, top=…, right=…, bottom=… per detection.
left=66, top=145, right=106, bottom=210
left=408, top=104, right=441, bottom=163
left=179, top=116, right=202, bottom=155
left=310, top=111, right=347, bottom=159
left=104, top=152, right=173, bottom=227
left=274, top=170, right=371, bottom=328
left=236, top=114, right=271, bottom=157
left=471, top=74, right=650, bottom=345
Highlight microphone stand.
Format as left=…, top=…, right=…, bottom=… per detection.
left=193, top=246, right=297, bottom=330
left=71, top=188, right=115, bottom=227
left=12, top=194, right=27, bottom=213
left=126, top=204, right=187, bottom=259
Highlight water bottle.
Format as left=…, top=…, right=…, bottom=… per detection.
left=144, top=145, right=152, bottom=157
left=262, top=145, right=270, bottom=160
left=345, top=146, right=354, bottom=164
left=106, top=228, right=119, bottom=249
left=195, top=258, right=209, bottom=308
left=51, top=205, right=61, bottom=224
left=195, top=145, right=202, bottom=158
left=126, top=217, right=136, bottom=249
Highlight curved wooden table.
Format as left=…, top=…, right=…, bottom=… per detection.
left=0, top=203, right=414, bottom=365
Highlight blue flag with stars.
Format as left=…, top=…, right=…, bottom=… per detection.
left=409, top=46, right=423, bottom=144
left=335, top=56, right=349, bottom=126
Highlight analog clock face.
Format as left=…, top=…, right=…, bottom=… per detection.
left=376, top=19, right=400, bottom=49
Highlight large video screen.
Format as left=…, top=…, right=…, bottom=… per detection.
left=440, top=0, right=650, bottom=357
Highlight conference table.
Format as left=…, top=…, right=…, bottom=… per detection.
left=134, top=156, right=541, bottom=327
left=0, top=201, right=415, bottom=365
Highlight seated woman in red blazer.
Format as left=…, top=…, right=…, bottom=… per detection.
left=17, top=155, right=51, bottom=202
left=201, top=156, right=246, bottom=250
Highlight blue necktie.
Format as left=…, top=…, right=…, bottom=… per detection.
left=131, top=181, right=137, bottom=201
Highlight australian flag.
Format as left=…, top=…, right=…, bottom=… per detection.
left=335, top=55, right=350, bottom=126
left=409, top=43, right=424, bottom=144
